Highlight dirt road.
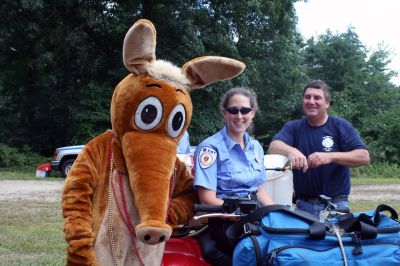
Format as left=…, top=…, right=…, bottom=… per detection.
left=349, top=183, right=400, bottom=201
left=1, top=180, right=400, bottom=202
left=0, top=180, right=64, bottom=201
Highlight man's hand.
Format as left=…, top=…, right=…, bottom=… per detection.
left=308, top=152, right=332, bottom=168
left=288, top=149, right=308, bottom=173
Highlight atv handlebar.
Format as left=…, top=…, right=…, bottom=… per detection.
left=194, top=204, right=225, bottom=213
left=193, top=196, right=259, bottom=221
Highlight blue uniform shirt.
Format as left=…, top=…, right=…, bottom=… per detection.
left=272, top=116, right=367, bottom=197
left=177, top=131, right=191, bottom=154
left=194, top=126, right=266, bottom=199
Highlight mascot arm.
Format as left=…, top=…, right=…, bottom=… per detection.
left=167, top=158, right=198, bottom=226
left=62, top=137, right=106, bottom=266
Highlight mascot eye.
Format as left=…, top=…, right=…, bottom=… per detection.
left=167, top=104, right=186, bottom=138
left=135, top=96, right=163, bottom=130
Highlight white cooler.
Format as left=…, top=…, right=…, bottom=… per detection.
left=263, top=154, right=293, bottom=206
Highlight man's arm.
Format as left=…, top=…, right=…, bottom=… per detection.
left=308, top=149, right=370, bottom=168
left=268, top=140, right=309, bottom=172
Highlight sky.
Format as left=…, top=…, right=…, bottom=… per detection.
left=294, top=0, right=400, bottom=85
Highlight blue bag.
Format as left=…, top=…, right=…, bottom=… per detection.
left=230, top=204, right=400, bottom=266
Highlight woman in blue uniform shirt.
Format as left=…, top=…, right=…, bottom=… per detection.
left=194, top=87, right=273, bottom=266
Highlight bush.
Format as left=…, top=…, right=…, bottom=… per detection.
left=0, top=144, right=49, bottom=169
left=352, top=162, right=400, bottom=179
left=360, top=107, right=400, bottom=164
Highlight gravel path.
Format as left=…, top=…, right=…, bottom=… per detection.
left=1, top=180, right=400, bottom=202
left=0, top=180, right=64, bottom=201
left=350, top=183, right=400, bottom=201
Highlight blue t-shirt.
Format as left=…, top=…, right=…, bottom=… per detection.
left=194, top=126, right=266, bottom=199
left=272, top=116, right=367, bottom=197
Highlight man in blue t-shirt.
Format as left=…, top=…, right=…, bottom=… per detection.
left=269, top=80, right=370, bottom=216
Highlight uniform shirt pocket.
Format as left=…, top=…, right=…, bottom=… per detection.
left=219, top=160, right=241, bottom=189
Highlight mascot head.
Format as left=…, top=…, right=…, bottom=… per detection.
left=110, top=19, right=245, bottom=245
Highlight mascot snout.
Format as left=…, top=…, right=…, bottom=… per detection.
left=122, top=132, right=177, bottom=244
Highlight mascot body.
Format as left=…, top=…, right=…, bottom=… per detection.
left=62, top=19, right=245, bottom=266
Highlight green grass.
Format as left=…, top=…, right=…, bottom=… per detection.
left=0, top=168, right=65, bottom=265
left=350, top=199, right=400, bottom=213
left=352, top=162, right=400, bottom=179
left=0, top=200, right=66, bottom=266
left=0, top=168, right=64, bottom=181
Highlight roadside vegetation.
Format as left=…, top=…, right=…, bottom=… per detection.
left=352, top=162, right=400, bottom=180
left=0, top=144, right=51, bottom=174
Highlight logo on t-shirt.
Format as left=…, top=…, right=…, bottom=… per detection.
left=322, top=136, right=334, bottom=151
left=199, top=146, right=217, bottom=168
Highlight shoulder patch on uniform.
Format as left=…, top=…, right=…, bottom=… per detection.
left=198, top=146, right=217, bottom=169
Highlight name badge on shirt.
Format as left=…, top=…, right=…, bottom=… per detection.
left=199, top=146, right=217, bottom=169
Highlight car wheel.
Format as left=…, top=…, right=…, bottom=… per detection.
left=61, top=159, right=75, bottom=178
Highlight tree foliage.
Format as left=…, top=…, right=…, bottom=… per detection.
left=1, top=0, right=400, bottom=165
left=1, top=0, right=130, bottom=153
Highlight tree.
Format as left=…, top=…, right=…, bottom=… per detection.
left=0, top=1, right=155, bottom=153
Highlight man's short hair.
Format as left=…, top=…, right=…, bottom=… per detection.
left=302, top=80, right=331, bottom=101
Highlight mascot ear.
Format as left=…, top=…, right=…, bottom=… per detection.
left=182, top=56, right=246, bottom=89
left=123, top=19, right=156, bottom=75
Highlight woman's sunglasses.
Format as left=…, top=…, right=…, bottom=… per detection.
left=225, top=107, right=253, bottom=115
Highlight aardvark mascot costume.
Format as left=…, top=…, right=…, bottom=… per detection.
left=62, top=19, right=245, bottom=266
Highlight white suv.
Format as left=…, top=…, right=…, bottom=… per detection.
left=51, top=145, right=84, bottom=177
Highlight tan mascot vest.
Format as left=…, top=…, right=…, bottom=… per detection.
left=62, top=19, right=245, bottom=266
